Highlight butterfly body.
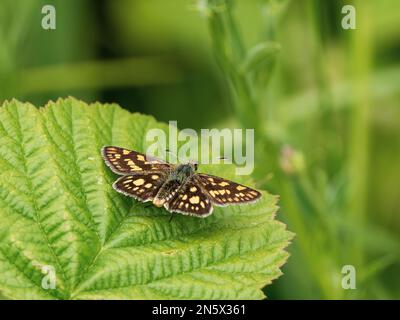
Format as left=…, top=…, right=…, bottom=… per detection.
left=102, top=146, right=261, bottom=218
left=153, top=163, right=195, bottom=207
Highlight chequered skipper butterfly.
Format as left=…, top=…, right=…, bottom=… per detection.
left=102, top=146, right=261, bottom=217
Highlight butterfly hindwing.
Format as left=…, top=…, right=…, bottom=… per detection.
left=167, top=179, right=213, bottom=217
left=102, top=146, right=171, bottom=175
left=113, top=172, right=167, bottom=201
left=194, top=173, right=261, bottom=206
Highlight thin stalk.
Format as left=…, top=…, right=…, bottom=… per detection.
left=279, top=180, right=341, bottom=299
left=207, top=0, right=262, bottom=133
left=346, top=0, right=373, bottom=270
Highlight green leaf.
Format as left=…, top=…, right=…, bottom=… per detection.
left=241, top=42, right=281, bottom=74
left=0, top=97, right=293, bottom=300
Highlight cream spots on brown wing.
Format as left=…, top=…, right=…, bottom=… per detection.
left=195, top=207, right=199, bottom=211
left=123, top=179, right=132, bottom=183
left=137, top=154, right=145, bottom=161
left=234, top=197, right=239, bottom=201
left=189, top=196, right=200, bottom=204
left=179, top=202, right=184, bottom=208
left=228, top=198, right=233, bottom=202
left=185, top=203, right=189, bottom=209
left=182, top=195, right=188, bottom=200
left=219, top=181, right=229, bottom=187
left=236, top=185, right=247, bottom=191
left=151, top=175, right=159, bottom=180
left=133, top=179, right=145, bottom=186
left=200, top=201, right=205, bottom=208
left=190, top=186, right=197, bottom=192
left=133, top=187, right=139, bottom=191
left=226, top=190, right=231, bottom=195
left=145, top=183, right=152, bottom=188
left=250, top=191, right=258, bottom=196
left=122, top=149, right=130, bottom=155
left=208, top=178, right=214, bottom=182
left=127, top=160, right=141, bottom=170
left=114, top=154, right=121, bottom=159
left=219, top=190, right=226, bottom=195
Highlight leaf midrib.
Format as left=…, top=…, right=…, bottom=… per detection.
left=68, top=107, right=155, bottom=296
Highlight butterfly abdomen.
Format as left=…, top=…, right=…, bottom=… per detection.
left=153, top=164, right=195, bottom=207
left=153, top=179, right=182, bottom=207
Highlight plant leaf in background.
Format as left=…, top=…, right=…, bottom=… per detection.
left=240, top=41, right=281, bottom=89
left=0, top=98, right=293, bottom=300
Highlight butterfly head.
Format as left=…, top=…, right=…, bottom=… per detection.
left=191, top=161, right=198, bottom=171
left=174, top=162, right=197, bottom=178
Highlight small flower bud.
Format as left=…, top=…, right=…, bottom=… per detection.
left=279, top=145, right=305, bottom=175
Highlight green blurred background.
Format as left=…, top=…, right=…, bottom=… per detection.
left=1, top=0, right=399, bottom=299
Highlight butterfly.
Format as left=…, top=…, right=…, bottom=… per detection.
left=101, top=146, right=262, bottom=218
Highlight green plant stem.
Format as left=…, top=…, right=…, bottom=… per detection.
left=17, top=57, right=183, bottom=95
left=279, top=180, right=342, bottom=299
left=347, top=0, right=373, bottom=270
left=207, top=0, right=262, bottom=133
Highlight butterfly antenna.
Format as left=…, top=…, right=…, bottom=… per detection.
left=169, top=212, right=175, bottom=223
left=211, top=155, right=230, bottom=162
left=165, top=149, right=186, bottom=163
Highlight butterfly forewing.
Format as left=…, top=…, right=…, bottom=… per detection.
left=102, top=146, right=171, bottom=175
left=167, top=179, right=213, bottom=217
left=195, top=173, right=261, bottom=206
left=113, top=172, right=167, bottom=201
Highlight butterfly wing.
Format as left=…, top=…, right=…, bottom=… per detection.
left=194, top=173, right=261, bottom=206
left=113, top=172, right=167, bottom=202
left=102, top=146, right=171, bottom=175
left=166, top=179, right=213, bottom=217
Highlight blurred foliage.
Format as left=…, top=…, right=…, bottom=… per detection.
left=0, top=0, right=399, bottom=299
